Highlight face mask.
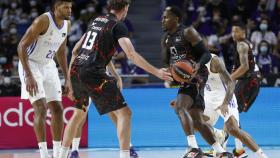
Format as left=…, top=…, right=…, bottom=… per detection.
left=30, top=0, right=37, bottom=7
left=259, top=23, right=268, bottom=31
left=11, top=2, right=17, bottom=9
left=9, top=28, right=17, bottom=34
left=4, top=77, right=11, bottom=85
left=116, top=68, right=122, bottom=74
left=87, top=7, right=95, bottom=13
left=260, top=46, right=268, bottom=54
left=31, top=12, right=38, bottom=18
left=0, top=57, right=7, bottom=64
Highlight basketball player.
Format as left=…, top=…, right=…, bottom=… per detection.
left=202, top=54, right=267, bottom=158
left=161, top=6, right=232, bottom=158
left=17, top=0, right=71, bottom=158
left=230, top=22, right=263, bottom=157
left=68, top=62, right=138, bottom=158
left=59, top=1, right=172, bottom=158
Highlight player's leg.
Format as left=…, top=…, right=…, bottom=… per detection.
left=110, top=107, right=132, bottom=158
left=19, top=61, right=49, bottom=158
left=108, top=112, right=139, bottom=158
left=44, top=61, right=64, bottom=158
left=47, top=101, right=64, bottom=158
left=32, top=99, right=50, bottom=158
left=224, top=117, right=268, bottom=158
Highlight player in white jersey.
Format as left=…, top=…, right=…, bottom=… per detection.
left=203, top=54, right=268, bottom=158
left=17, top=0, right=72, bottom=158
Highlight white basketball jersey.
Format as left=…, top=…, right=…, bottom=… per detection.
left=27, top=12, right=68, bottom=63
left=204, top=54, right=227, bottom=108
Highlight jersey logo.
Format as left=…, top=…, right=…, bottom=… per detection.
left=62, top=33, right=66, bottom=37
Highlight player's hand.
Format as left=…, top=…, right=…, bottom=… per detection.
left=25, top=75, right=38, bottom=97
left=156, top=68, right=173, bottom=81
left=191, top=63, right=201, bottom=78
left=116, top=77, right=123, bottom=91
left=216, top=103, right=229, bottom=117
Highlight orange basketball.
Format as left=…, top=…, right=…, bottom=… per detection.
left=171, top=59, right=194, bottom=83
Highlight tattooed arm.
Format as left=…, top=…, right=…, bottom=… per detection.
left=211, top=56, right=235, bottom=116
left=231, top=42, right=249, bottom=80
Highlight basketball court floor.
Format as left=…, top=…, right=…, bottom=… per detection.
left=0, top=146, right=279, bottom=158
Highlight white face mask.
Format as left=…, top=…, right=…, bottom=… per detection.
left=30, top=0, right=37, bottom=7
left=259, top=23, right=268, bottom=31
left=11, top=2, right=17, bottom=9
left=3, top=77, right=11, bottom=85
left=260, top=46, right=268, bottom=54
left=87, top=7, right=95, bottom=13
left=0, top=57, right=7, bottom=64
left=9, top=28, right=17, bottom=34
left=116, top=68, right=122, bottom=74
left=31, top=12, right=38, bottom=18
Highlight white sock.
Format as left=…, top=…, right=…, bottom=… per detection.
left=255, top=148, right=268, bottom=158
left=59, top=146, right=69, bottom=158
left=130, top=143, right=133, bottom=147
left=120, top=150, right=130, bottom=158
left=72, top=138, right=81, bottom=151
left=38, top=142, right=48, bottom=158
left=235, top=138, right=244, bottom=150
left=187, top=135, right=199, bottom=148
left=53, top=141, right=61, bottom=158
left=212, top=142, right=225, bottom=153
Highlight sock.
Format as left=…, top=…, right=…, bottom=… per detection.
left=53, top=141, right=61, bottom=158
left=255, top=148, right=268, bottom=158
left=213, top=128, right=223, bottom=137
left=235, top=138, right=244, bottom=150
left=72, top=138, right=81, bottom=151
left=130, top=143, right=133, bottom=147
left=38, top=142, right=48, bottom=158
left=212, top=142, right=225, bottom=153
left=120, top=150, right=130, bottom=158
left=59, top=146, right=69, bottom=158
left=187, top=135, right=199, bottom=148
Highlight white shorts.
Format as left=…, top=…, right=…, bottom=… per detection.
left=204, top=95, right=239, bottom=126
left=18, top=60, right=62, bottom=104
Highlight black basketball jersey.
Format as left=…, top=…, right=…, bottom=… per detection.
left=232, top=40, right=256, bottom=78
left=73, top=13, right=127, bottom=73
left=164, top=25, right=205, bottom=66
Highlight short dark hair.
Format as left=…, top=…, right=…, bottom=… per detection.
left=232, top=21, right=246, bottom=31
left=108, top=0, right=131, bottom=11
left=166, top=6, right=183, bottom=22
left=52, top=0, right=72, bottom=9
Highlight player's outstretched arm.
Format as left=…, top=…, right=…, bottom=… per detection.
left=183, top=27, right=211, bottom=72
left=17, top=14, right=49, bottom=96
left=230, top=42, right=249, bottom=80
left=56, top=21, right=71, bottom=94
left=118, top=37, right=173, bottom=81
left=212, top=57, right=235, bottom=116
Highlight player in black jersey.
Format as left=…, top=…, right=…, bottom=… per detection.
left=231, top=22, right=261, bottom=113
left=230, top=22, right=268, bottom=158
left=58, top=1, right=172, bottom=158
left=162, top=6, right=233, bottom=158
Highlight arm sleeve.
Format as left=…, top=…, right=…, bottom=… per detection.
left=112, top=22, right=129, bottom=40
left=192, top=41, right=211, bottom=65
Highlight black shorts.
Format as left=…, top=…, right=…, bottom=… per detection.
left=178, top=66, right=208, bottom=110
left=235, top=72, right=261, bottom=112
left=70, top=65, right=127, bottom=115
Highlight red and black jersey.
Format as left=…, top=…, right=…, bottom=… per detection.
left=232, top=40, right=256, bottom=79
left=73, top=13, right=128, bottom=74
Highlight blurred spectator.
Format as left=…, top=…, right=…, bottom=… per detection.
left=251, top=0, right=273, bottom=22
left=271, top=0, right=280, bottom=33
left=256, top=40, right=279, bottom=74
left=250, top=18, right=277, bottom=55
left=1, top=0, right=22, bottom=30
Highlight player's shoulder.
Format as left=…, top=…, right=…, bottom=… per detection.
left=237, top=41, right=249, bottom=51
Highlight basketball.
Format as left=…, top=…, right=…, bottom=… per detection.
left=171, top=59, right=195, bottom=83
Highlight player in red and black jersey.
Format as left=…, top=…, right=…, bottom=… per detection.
left=162, top=6, right=233, bottom=158
left=231, top=23, right=262, bottom=113
left=230, top=22, right=268, bottom=158
left=59, top=1, right=172, bottom=158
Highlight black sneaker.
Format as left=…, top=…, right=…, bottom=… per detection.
left=183, top=148, right=203, bottom=158
left=216, top=151, right=233, bottom=158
